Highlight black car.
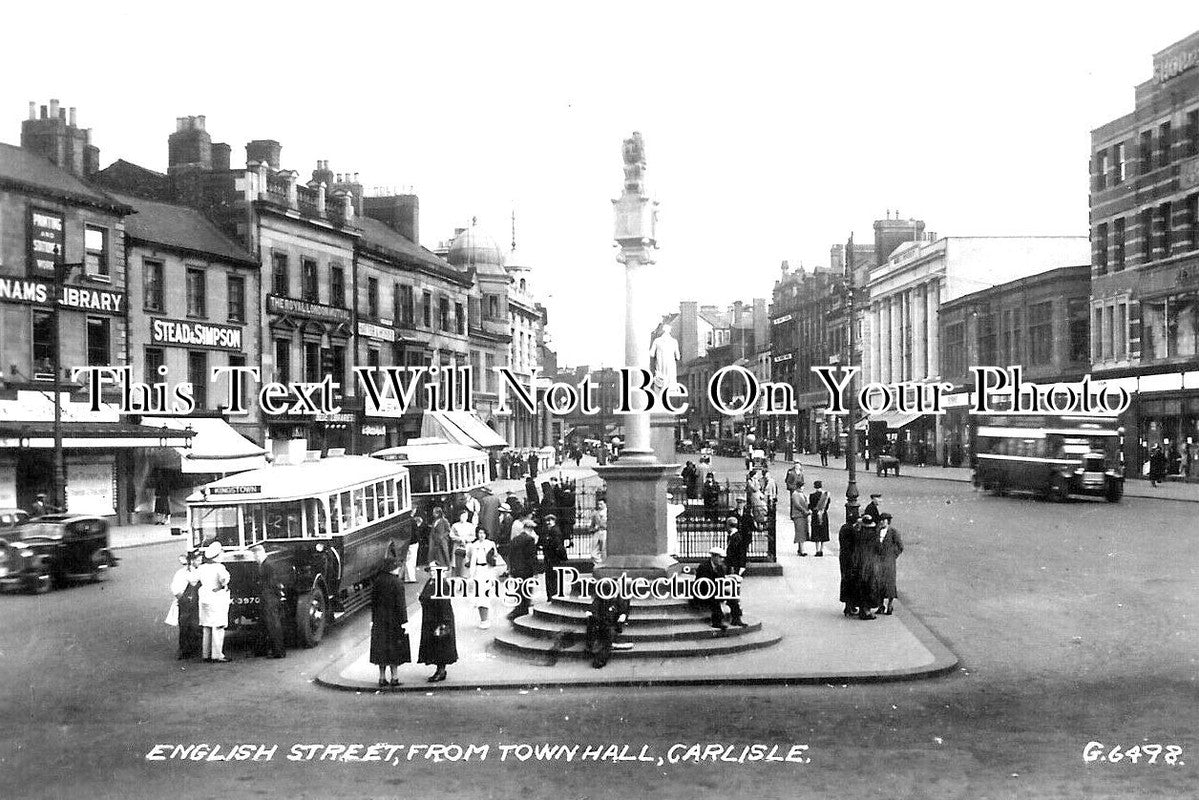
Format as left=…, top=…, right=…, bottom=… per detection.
left=0, top=514, right=118, bottom=593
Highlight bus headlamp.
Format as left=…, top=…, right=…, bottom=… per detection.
left=314, top=543, right=325, bottom=553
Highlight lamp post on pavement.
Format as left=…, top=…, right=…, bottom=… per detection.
left=842, top=233, right=860, bottom=524
left=50, top=244, right=83, bottom=512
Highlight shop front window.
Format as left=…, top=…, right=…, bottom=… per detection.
left=1142, top=292, right=1199, bottom=361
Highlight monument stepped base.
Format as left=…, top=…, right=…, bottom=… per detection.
left=493, top=595, right=782, bottom=661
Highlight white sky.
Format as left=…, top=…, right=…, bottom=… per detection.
left=3, top=1, right=1198, bottom=366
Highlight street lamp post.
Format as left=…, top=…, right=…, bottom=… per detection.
left=50, top=245, right=83, bottom=512
left=843, top=234, right=860, bottom=524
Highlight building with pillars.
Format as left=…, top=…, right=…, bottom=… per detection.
left=866, top=234, right=1088, bottom=463
left=1090, top=29, right=1199, bottom=480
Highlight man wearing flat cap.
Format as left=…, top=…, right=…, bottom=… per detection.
left=690, top=546, right=746, bottom=630
left=539, top=513, right=569, bottom=602
left=250, top=544, right=287, bottom=658
left=863, top=493, right=883, bottom=524
left=724, top=515, right=750, bottom=577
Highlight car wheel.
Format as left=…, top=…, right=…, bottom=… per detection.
left=295, top=583, right=328, bottom=648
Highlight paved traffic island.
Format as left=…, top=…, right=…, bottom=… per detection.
left=314, top=551, right=958, bottom=692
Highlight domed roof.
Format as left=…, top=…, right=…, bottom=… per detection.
left=446, top=221, right=506, bottom=275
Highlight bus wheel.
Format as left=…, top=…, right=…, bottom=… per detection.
left=295, top=584, right=328, bottom=647
left=1049, top=477, right=1067, bottom=502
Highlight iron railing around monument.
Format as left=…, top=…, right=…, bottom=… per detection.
left=570, top=479, right=777, bottom=563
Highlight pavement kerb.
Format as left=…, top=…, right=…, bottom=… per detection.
left=312, top=593, right=960, bottom=693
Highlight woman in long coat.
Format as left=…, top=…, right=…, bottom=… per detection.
left=808, top=481, right=831, bottom=556
left=169, top=550, right=202, bottom=658
left=837, top=517, right=859, bottom=616
left=747, top=483, right=768, bottom=530
left=370, top=557, right=410, bottom=687
left=874, top=513, right=904, bottom=615
left=790, top=488, right=810, bottom=556
left=701, top=474, right=721, bottom=522
left=464, top=528, right=504, bottom=629
left=418, top=561, right=458, bottom=682
left=525, top=475, right=540, bottom=510
left=853, top=517, right=882, bottom=620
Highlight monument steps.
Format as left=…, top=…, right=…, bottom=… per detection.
left=492, top=626, right=782, bottom=661
left=531, top=605, right=703, bottom=625
left=513, top=613, right=764, bottom=642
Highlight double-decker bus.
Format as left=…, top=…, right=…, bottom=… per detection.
left=973, top=415, right=1124, bottom=502
left=185, top=451, right=413, bottom=647
left=372, top=437, right=489, bottom=517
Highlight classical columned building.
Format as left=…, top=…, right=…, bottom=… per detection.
left=866, top=235, right=1089, bottom=463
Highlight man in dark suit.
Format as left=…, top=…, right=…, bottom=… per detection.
left=585, top=584, right=631, bottom=668
left=689, top=547, right=745, bottom=629
left=250, top=545, right=286, bottom=658
left=540, top=513, right=569, bottom=602
left=505, top=512, right=540, bottom=621
left=724, top=515, right=750, bottom=577
left=863, top=493, right=883, bottom=524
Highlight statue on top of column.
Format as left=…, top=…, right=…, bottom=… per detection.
left=623, top=132, right=646, bottom=194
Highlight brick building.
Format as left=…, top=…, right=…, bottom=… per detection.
left=1090, top=29, right=1199, bottom=479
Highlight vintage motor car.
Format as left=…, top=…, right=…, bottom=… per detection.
left=0, top=514, right=118, bottom=593
left=0, top=508, right=31, bottom=533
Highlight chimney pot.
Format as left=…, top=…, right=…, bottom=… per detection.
left=49, top=99, right=59, bottom=117
left=28, top=101, right=35, bottom=120
left=68, top=107, right=76, bottom=127
left=40, top=105, right=47, bottom=119
left=353, top=172, right=359, bottom=182
left=196, top=115, right=206, bottom=131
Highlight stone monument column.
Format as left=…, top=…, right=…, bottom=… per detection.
left=595, top=132, right=680, bottom=580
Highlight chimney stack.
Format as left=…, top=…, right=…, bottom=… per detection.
left=22, top=99, right=95, bottom=178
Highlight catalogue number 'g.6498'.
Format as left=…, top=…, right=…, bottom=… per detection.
left=1082, top=742, right=1184, bottom=765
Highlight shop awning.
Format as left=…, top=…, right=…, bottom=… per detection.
left=420, top=411, right=508, bottom=449
left=0, top=421, right=196, bottom=449
left=854, top=411, right=925, bottom=431
left=140, top=417, right=268, bottom=474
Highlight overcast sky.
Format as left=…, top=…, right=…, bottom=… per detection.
left=3, top=1, right=1198, bottom=366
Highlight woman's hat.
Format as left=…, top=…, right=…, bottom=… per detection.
left=725, top=516, right=740, bottom=527
left=203, top=541, right=223, bottom=560
left=709, top=546, right=727, bottom=557
left=860, top=515, right=876, bottom=526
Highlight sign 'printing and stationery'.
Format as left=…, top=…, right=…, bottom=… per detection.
left=28, top=209, right=64, bottom=273
left=0, top=276, right=125, bottom=314
left=150, top=318, right=244, bottom=351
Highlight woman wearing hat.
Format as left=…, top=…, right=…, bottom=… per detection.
left=418, top=561, right=457, bottom=682
left=196, top=542, right=232, bottom=662
left=168, top=549, right=203, bottom=659
left=465, top=527, right=505, bottom=629
left=874, top=513, right=904, bottom=616
left=370, top=556, right=410, bottom=687
left=790, top=485, right=811, bottom=556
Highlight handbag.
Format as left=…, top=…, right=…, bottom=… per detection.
left=164, top=599, right=179, bottom=627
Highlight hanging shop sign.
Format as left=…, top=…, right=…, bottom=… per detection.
left=357, top=321, right=397, bottom=342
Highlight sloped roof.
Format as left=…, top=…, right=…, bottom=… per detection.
left=698, top=309, right=731, bottom=328
left=112, top=192, right=257, bottom=267
left=0, top=142, right=130, bottom=212
left=358, top=217, right=469, bottom=282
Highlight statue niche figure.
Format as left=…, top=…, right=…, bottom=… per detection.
left=648, top=322, right=680, bottom=390
left=623, top=132, right=646, bottom=194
